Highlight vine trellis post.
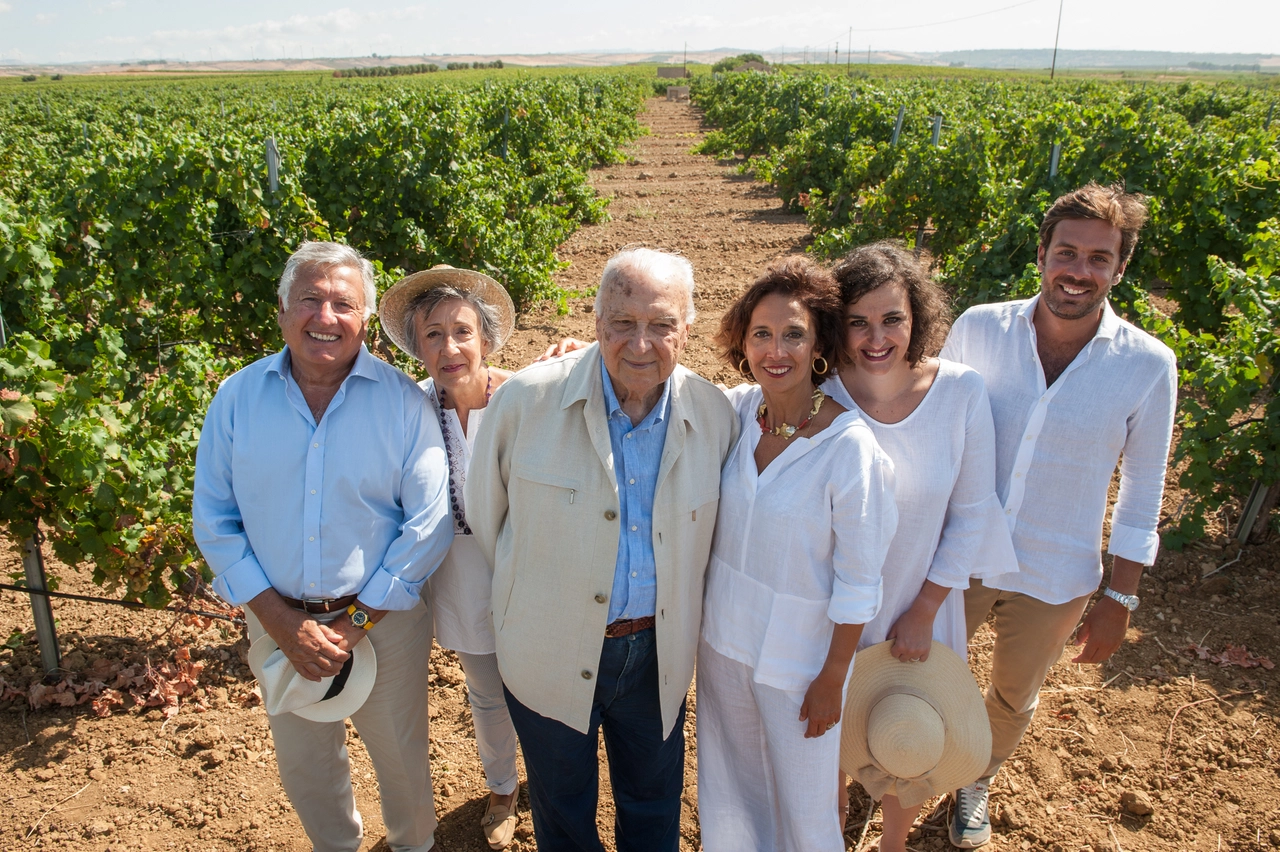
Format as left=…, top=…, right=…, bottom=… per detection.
left=22, top=522, right=62, bottom=675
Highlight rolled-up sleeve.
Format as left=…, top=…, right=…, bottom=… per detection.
left=928, top=379, right=1019, bottom=588
left=358, top=396, right=454, bottom=611
left=828, top=444, right=896, bottom=624
left=1108, top=351, right=1178, bottom=565
left=192, top=390, right=274, bottom=606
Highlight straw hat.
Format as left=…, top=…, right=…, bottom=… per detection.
left=378, top=265, right=516, bottom=359
left=248, top=634, right=377, bottom=724
left=840, top=641, right=991, bottom=808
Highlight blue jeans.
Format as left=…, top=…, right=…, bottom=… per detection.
left=503, top=628, right=685, bottom=852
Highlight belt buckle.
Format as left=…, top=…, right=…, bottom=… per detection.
left=302, top=597, right=335, bottom=612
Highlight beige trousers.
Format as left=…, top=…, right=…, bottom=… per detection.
left=964, top=580, right=1092, bottom=780
left=246, top=603, right=437, bottom=852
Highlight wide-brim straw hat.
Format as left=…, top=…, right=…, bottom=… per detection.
left=840, top=641, right=991, bottom=808
left=378, top=265, right=516, bottom=359
left=248, top=633, right=377, bottom=724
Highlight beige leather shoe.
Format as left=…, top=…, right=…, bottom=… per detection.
left=480, top=790, right=519, bottom=850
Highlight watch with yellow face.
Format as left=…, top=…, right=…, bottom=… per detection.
left=347, top=604, right=375, bottom=630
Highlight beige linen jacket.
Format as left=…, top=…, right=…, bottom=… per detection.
left=465, top=344, right=738, bottom=737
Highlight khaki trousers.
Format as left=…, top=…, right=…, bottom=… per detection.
left=964, top=580, right=1092, bottom=780
left=246, top=603, right=437, bottom=852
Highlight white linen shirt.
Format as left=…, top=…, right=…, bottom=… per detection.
left=701, top=384, right=897, bottom=696
left=421, top=379, right=496, bottom=655
left=940, top=296, right=1177, bottom=605
left=822, top=361, right=1018, bottom=657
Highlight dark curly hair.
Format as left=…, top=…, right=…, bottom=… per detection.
left=830, top=241, right=950, bottom=367
left=716, top=256, right=845, bottom=386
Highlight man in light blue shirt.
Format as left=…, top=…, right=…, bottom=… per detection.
left=193, top=242, right=452, bottom=852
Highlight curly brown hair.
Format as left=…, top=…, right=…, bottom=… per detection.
left=830, top=241, right=950, bottom=367
left=1040, top=182, right=1149, bottom=268
left=716, top=256, right=845, bottom=386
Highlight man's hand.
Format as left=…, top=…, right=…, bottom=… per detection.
left=537, top=337, right=590, bottom=362
left=248, top=590, right=351, bottom=682
left=1071, top=596, right=1129, bottom=664
left=327, top=603, right=386, bottom=653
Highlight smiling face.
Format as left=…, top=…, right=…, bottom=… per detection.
left=594, top=271, right=690, bottom=403
left=414, top=298, right=489, bottom=392
left=844, top=281, right=913, bottom=377
left=744, top=293, right=821, bottom=395
left=277, top=264, right=368, bottom=377
left=1037, top=218, right=1126, bottom=321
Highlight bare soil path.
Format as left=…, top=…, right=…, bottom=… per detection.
left=3, top=98, right=1279, bottom=852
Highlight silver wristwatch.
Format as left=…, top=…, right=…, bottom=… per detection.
left=1103, top=588, right=1140, bottom=611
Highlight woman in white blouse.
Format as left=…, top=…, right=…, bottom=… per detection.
left=378, top=267, right=521, bottom=851
left=697, top=257, right=897, bottom=852
left=822, top=242, right=1017, bottom=852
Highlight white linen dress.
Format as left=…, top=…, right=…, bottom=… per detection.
left=420, top=379, right=518, bottom=797
left=821, top=360, right=1018, bottom=806
left=697, top=384, right=897, bottom=852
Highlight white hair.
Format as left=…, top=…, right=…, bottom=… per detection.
left=595, top=248, right=697, bottom=324
left=278, top=242, right=377, bottom=320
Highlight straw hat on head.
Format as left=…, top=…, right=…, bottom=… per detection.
left=248, top=633, right=377, bottom=724
left=840, top=640, right=991, bottom=808
left=378, top=265, right=516, bottom=359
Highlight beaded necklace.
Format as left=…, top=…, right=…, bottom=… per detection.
left=757, top=387, right=825, bottom=439
left=436, top=369, right=491, bottom=536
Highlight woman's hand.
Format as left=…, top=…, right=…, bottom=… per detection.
left=887, top=602, right=936, bottom=663
left=537, top=337, right=590, bottom=362
left=886, top=580, right=950, bottom=663
left=799, top=670, right=846, bottom=738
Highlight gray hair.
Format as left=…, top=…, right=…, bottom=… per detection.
left=278, top=242, right=377, bottom=320
left=402, top=286, right=504, bottom=362
left=594, top=248, right=696, bottom=324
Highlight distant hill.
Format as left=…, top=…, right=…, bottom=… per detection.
left=921, top=49, right=1279, bottom=70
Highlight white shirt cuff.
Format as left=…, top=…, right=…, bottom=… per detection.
left=357, top=567, right=426, bottom=612
left=1107, top=522, right=1159, bottom=566
left=827, top=576, right=883, bottom=625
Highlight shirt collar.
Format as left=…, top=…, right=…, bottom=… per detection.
left=600, top=354, right=671, bottom=430
left=1018, top=294, right=1121, bottom=343
left=264, top=344, right=382, bottom=383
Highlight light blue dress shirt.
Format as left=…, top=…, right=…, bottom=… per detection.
left=600, top=357, right=671, bottom=623
left=192, top=345, right=453, bottom=611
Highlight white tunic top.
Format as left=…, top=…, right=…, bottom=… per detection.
left=940, top=297, right=1177, bottom=604
left=421, top=379, right=496, bottom=655
left=701, top=384, right=897, bottom=696
left=822, top=361, right=1018, bottom=658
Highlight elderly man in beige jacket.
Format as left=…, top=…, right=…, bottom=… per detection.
left=466, top=247, right=737, bottom=852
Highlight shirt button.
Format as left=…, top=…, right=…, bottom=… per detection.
left=595, top=594, right=607, bottom=604
left=629, top=478, right=636, bottom=485
left=309, top=583, right=315, bottom=588
left=313, top=443, right=319, bottom=448
left=1024, top=435, right=1034, bottom=441
left=1014, top=472, right=1022, bottom=478
left=311, top=489, right=317, bottom=494
left=581, top=670, right=593, bottom=680
left=631, top=571, right=637, bottom=577
left=631, top=525, right=638, bottom=531
left=625, top=434, right=633, bottom=440
left=604, top=510, right=617, bottom=521
left=1005, top=509, right=1012, bottom=515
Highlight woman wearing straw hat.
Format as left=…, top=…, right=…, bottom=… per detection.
left=822, top=242, right=1016, bottom=851
left=695, top=257, right=897, bottom=852
left=379, top=266, right=521, bottom=851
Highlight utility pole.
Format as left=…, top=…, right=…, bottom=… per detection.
left=1050, top=0, right=1064, bottom=80
left=847, top=27, right=852, bottom=74
left=683, top=42, right=687, bottom=75
left=867, top=45, right=872, bottom=66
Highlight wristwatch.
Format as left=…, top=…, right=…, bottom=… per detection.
left=1103, top=588, right=1140, bottom=612
left=346, top=604, right=375, bottom=630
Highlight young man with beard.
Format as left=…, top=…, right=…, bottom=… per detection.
left=939, top=183, right=1178, bottom=848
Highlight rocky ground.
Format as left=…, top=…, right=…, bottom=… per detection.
left=1, top=97, right=1277, bottom=852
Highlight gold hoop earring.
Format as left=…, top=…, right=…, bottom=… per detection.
left=738, top=358, right=755, bottom=382
left=813, top=356, right=829, bottom=376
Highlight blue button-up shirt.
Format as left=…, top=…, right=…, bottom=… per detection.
left=600, top=358, right=671, bottom=622
left=192, top=345, right=453, bottom=611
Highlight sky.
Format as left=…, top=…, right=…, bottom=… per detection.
left=0, top=0, right=1276, bottom=65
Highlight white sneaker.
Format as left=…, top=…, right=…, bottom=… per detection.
left=949, top=778, right=992, bottom=848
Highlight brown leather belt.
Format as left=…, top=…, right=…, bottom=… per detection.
left=605, top=615, right=655, bottom=638
left=278, top=594, right=358, bottom=614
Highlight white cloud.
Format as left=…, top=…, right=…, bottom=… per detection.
left=0, top=3, right=12, bottom=13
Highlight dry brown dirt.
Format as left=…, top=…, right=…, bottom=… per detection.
left=2, top=98, right=1279, bottom=852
